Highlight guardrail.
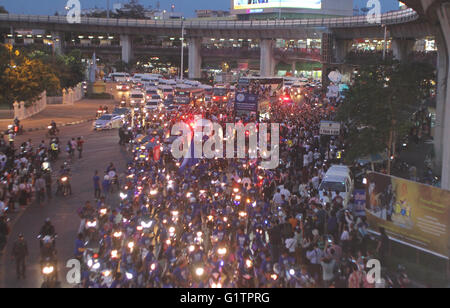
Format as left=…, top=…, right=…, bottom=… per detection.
left=0, top=8, right=419, bottom=31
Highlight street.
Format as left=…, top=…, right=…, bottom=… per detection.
left=0, top=122, right=128, bottom=288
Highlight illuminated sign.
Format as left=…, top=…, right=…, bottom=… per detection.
left=234, top=0, right=322, bottom=10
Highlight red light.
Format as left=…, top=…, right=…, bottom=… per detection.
left=93, top=254, right=99, bottom=259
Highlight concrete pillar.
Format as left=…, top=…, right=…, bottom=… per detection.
left=120, top=35, right=133, bottom=64
left=19, top=101, right=25, bottom=120
left=51, top=32, right=63, bottom=55
left=291, top=61, right=297, bottom=75
left=188, top=38, right=202, bottom=79
left=42, top=90, right=47, bottom=108
left=62, top=89, right=67, bottom=105
left=435, top=3, right=450, bottom=190
left=334, top=39, right=353, bottom=64
left=260, top=39, right=276, bottom=77
left=391, top=38, right=415, bottom=62
left=13, top=102, right=20, bottom=120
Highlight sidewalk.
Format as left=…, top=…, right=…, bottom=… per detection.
left=0, top=99, right=117, bottom=132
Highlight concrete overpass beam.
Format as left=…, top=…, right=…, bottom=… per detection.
left=391, top=38, right=415, bottom=62
left=51, top=31, right=63, bottom=55
left=334, top=39, right=353, bottom=64
left=435, top=2, right=450, bottom=190
left=188, top=38, right=202, bottom=80
left=260, top=39, right=275, bottom=77
left=120, top=35, right=133, bottom=64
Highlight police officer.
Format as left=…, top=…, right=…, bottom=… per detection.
left=12, top=234, right=28, bottom=280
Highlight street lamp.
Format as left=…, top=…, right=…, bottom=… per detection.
left=180, top=21, right=185, bottom=80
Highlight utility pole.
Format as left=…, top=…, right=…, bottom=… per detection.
left=382, top=24, right=387, bottom=61
left=278, top=0, right=282, bottom=20
left=180, top=21, right=185, bottom=80
left=106, top=0, right=110, bottom=18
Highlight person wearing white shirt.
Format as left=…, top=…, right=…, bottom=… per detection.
left=273, top=189, right=283, bottom=206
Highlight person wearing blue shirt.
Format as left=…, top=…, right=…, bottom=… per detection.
left=93, top=170, right=101, bottom=199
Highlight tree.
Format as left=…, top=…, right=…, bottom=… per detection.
left=27, top=48, right=85, bottom=92
left=337, top=60, right=435, bottom=174
left=0, top=44, right=60, bottom=106
left=0, top=6, right=8, bottom=14
left=115, top=1, right=146, bottom=19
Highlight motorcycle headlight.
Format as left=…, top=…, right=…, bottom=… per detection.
left=195, top=267, right=204, bottom=276
left=42, top=266, right=54, bottom=275
left=86, top=220, right=97, bottom=228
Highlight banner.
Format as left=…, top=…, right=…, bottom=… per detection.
left=319, top=121, right=341, bottom=135
left=235, top=92, right=259, bottom=114
left=366, top=172, right=450, bottom=259
left=353, top=189, right=366, bottom=217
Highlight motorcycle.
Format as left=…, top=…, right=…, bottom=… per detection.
left=120, top=96, right=127, bottom=108
left=46, top=125, right=59, bottom=138
left=12, top=123, right=23, bottom=135
left=56, top=175, right=71, bottom=197
left=38, top=235, right=59, bottom=288
left=41, top=257, right=59, bottom=288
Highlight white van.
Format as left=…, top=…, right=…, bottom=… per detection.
left=129, top=90, right=145, bottom=106
left=183, top=80, right=201, bottom=87
left=159, top=85, right=174, bottom=99
left=132, top=73, right=146, bottom=83
left=318, top=165, right=354, bottom=207
left=110, top=72, right=130, bottom=82
left=145, top=87, right=161, bottom=101
left=141, top=76, right=159, bottom=87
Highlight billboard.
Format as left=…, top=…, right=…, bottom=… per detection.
left=366, top=172, right=450, bottom=259
left=233, top=0, right=322, bottom=10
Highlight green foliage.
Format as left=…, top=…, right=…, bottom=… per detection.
left=337, top=60, right=435, bottom=164
left=0, top=44, right=62, bottom=105
left=0, top=6, right=8, bottom=14
left=0, top=45, right=60, bottom=106
left=27, top=48, right=85, bottom=92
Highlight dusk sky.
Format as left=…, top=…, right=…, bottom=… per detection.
left=0, top=0, right=401, bottom=16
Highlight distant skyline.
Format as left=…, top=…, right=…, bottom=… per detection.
left=1, top=0, right=401, bottom=16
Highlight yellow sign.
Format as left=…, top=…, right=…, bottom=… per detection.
left=366, top=172, right=450, bottom=259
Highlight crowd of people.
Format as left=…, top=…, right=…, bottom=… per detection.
left=0, top=124, right=85, bottom=276
left=71, top=81, right=410, bottom=289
